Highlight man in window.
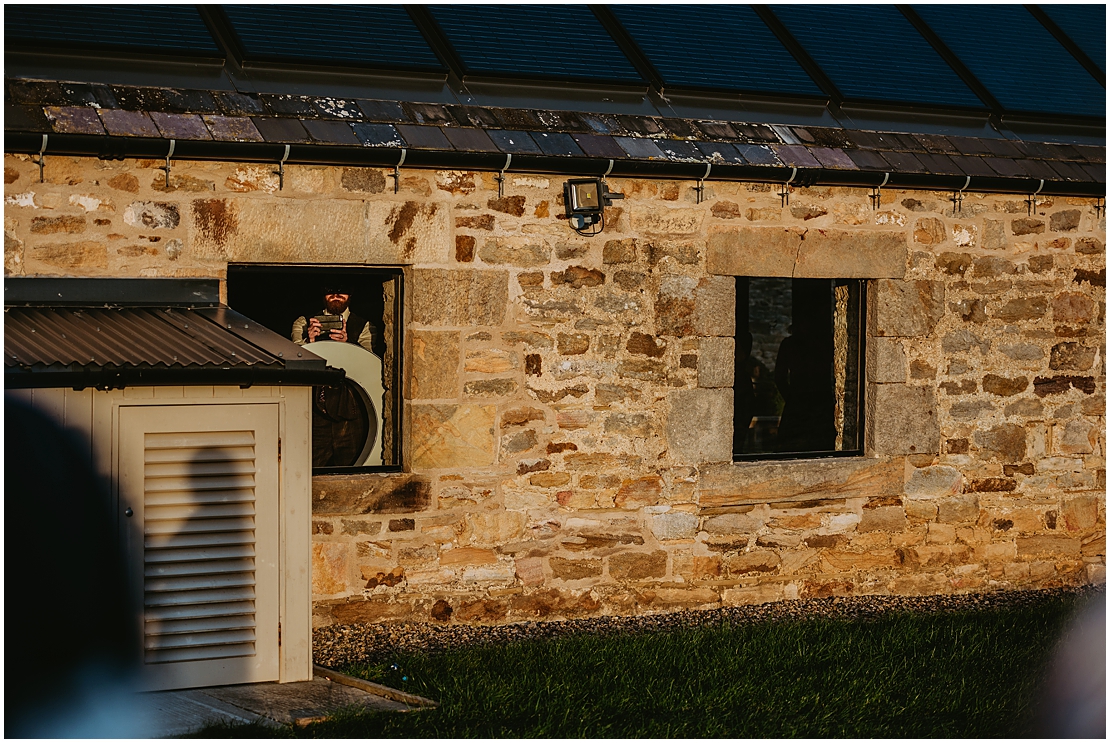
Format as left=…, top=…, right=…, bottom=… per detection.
left=292, top=286, right=377, bottom=466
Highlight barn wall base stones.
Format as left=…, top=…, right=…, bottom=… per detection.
left=5, top=153, right=1105, bottom=626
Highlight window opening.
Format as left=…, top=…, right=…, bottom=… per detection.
left=734, top=277, right=865, bottom=460
left=226, top=264, right=403, bottom=473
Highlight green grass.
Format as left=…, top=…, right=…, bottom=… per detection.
left=198, top=594, right=1089, bottom=738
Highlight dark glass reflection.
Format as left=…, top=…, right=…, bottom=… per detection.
left=735, top=278, right=863, bottom=457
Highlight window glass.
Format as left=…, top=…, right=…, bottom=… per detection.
left=735, top=277, right=865, bottom=459
left=226, top=265, right=403, bottom=472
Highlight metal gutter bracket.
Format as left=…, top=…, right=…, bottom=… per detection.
left=695, top=162, right=712, bottom=204
left=390, top=148, right=407, bottom=194
left=159, top=139, right=176, bottom=189
left=870, top=172, right=889, bottom=210
left=780, top=166, right=797, bottom=208
left=951, top=175, right=971, bottom=214
left=32, top=134, right=47, bottom=183
left=274, top=144, right=290, bottom=191
left=495, top=153, right=512, bottom=198
left=1026, top=179, right=1045, bottom=216
left=1095, top=197, right=1104, bottom=220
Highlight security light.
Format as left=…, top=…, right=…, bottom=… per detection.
left=563, top=178, right=623, bottom=236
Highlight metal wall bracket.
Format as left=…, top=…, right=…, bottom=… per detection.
left=1095, top=197, right=1104, bottom=220
left=32, top=134, right=48, bottom=183
left=1026, top=179, right=1045, bottom=216
left=159, top=139, right=176, bottom=189
left=495, top=153, right=512, bottom=198
left=869, top=172, right=889, bottom=210
left=779, top=166, right=797, bottom=207
left=694, top=162, right=712, bottom=204
left=390, top=148, right=407, bottom=194
left=274, top=144, right=290, bottom=191
left=951, top=175, right=971, bottom=214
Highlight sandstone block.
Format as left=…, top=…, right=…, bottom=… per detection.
left=514, top=556, right=545, bottom=586
left=411, top=331, right=459, bottom=399
left=411, top=269, right=508, bottom=326
left=871, top=385, right=939, bottom=456
left=28, top=240, right=107, bottom=270
left=694, top=276, right=736, bottom=337
left=1011, top=217, right=1044, bottom=235
left=703, top=511, right=766, bottom=534
left=1057, top=420, right=1095, bottom=454
left=859, top=505, right=907, bottom=532
left=604, top=413, right=652, bottom=436
left=552, top=266, right=605, bottom=288
left=867, top=337, right=906, bottom=383
left=1052, top=292, right=1097, bottom=324
left=465, top=379, right=516, bottom=397
left=603, top=238, right=637, bottom=264
left=905, top=498, right=939, bottom=520
left=706, top=227, right=800, bottom=276
left=626, top=332, right=666, bottom=357
left=651, top=511, right=699, bottom=540
left=913, top=217, right=946, bottom=245
left=993, top=297, right=1047, bottom=323
left=311, top=542, right=350, bottom=595
left=312, top=474, right=432, bottom=515
left=479, top=237, right=549, bottom=267
left=1050, top=342, right=1096, bottom=371
left=871, top=280, right=944, bottom=337
left=708, top=227, right=905, bottom=278
left=1062, top=496, right=1099, bottom=532
left=974, top=424, right=1027, bottom=462
left=727, top=550, right=780, bottom=574
left=124, top=201, right=180, bottom=229
left=411, top=404, right=496, bottom=469
left=937, top=494, right=979, bottom=523
left=550, top=557, right=602, bottom=580
left=465, top=348, right=516, bottom=374
left=1016, top=535, right=1081, bottom=557
left=698, top=337, right=736, bottom=388
left=1049, top=209, right=1081, bottom=232
left=666, top=388, right=734, bottom=464
left=982, top=374, right=1028, bottom=396
left=557, top=332, right=590, bottom=355
left=630, top=207, right=703, bottom=236
left=722, top=583, right=786, bottom=606
left=609, top=550, right=667, bottom=580
left=614, top=476, right=664, bottom=508
left=905, top=466, right=963, bottom=497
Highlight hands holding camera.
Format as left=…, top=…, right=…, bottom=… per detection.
left=307, top=316, right=347, bottom=343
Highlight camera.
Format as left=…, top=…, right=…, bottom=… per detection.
left=314, top=314, right=344, bottom=334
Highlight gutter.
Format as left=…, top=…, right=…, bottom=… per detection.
left=6, top=131, right=1104, bottom=198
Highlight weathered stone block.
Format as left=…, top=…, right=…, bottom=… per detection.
left=411, top=330, right=459, bottom=399
left=905, top=465, right=963, bottom=497
left=1052, top=292, right=1097, bottom=324
left=1016, top=535, right=1081, bottom=557
left=702, top=511, right=764, bottom=534
left=871, top=385, right=939, bottom=456
left=982, top=374, right=1028, bottom=396
left=479, top=237, right=549, bottom=267
left=722, top=583, right=786, bottom=606
left=706, top=227, right=799, bottom=276
left=311, top=542, right=350, bottom=595
left=666, top=388, right=733, bottom=464
left=867, top=337, right=906, bottom=383
left=1062, top=496, right=1099, bottom=532
left=550, top=557, right=602, bottom=580
left=695, top=276, right=736, bottom=337
left=1057, top=420, right=1095, bottom=454
left=411, top=269, right=508, bottom=326
left=1050, top=342, right=1096, bottom=371
left=603, top=238, right=637, bottom=264
left=937, top=494, right=979, bottom=523
left=974, top=424, right=1027, bottom=462
left=27, top=240, right=107, bottom=270
left=707, top=227, right=906, bottom=278
left=608, top=550, right=667, bottom=580
left=859, top=506, right=907, bottom=532
left=651, top=511, right=699, bottom=540
left=699, top=457, right=901, bottom=508
left=1049, top=209, right=1081, bottom=232
left=411, top=404, right=496, bottom=469
left=313, top=474, right=432, bottom=514
left=698, top=336, right=735, bottom=388
left=871, top=280, right=944, bottom=337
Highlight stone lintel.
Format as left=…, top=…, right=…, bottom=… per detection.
left=707, top=227, right=906, bottom=279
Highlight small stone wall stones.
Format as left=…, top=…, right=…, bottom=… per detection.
left=4, top=154, right=1104, bottom=625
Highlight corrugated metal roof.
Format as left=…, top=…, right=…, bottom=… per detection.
left=5, top=305, right=340, bottom=390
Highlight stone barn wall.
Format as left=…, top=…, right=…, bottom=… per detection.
left=5, top=153, right=1105, bottom=626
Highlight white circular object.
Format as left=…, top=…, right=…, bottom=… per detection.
left=305, top=341, right=385, bottom=466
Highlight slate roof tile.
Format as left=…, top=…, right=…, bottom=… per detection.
left=6, top=104, right=51, bottom=132
left=43, top=106, right=105, bottom=135
left=150, top=112, right=212, bottom=140
left=1079, top=163, right=1105, bottom=183
left=1049, top=159, right=1092, bottom=181
left=694, top=141, right=746, bottom=164
left=656, top=139, right=703, bottom=161
left=57, top=82, right=118, bottom=109
left=395, top=124, right=452, bottom=149
left=357, top=99, right=409, bottom=123
left=878, top=150, right=927, bottom=173
left=615, top=115, right=664, bottom=137
left=773, top=144, right=822, bottom=168
left=110, top=86, right=166, bottom=112
left=350, top=123, right=402, bottom=147
left=532, top=131, right=584, bottom=156
left=913, top=133, right=958, bottom=154
left=1012, top=140, right=1058, bottom=160
left=203, top=115, right=264, bottom=142
left=262, top=94, right=318, bottom=118
left=696, top=121, right=737, bottom=140
left=579, top=113, right=617, bottom=134
left=213, top=91, right=266, bottom=117
left=946, top=135, right=994, bottom=157
left=947, top=154, right=997, bottom=178
left=491, top=107, right=542, bottom=130
left=734, top=144, right=781, bottom=165
left=313, top=98, right=364, bottom=121
left=7, top=80, right=64, bottom=105
left=571, top=133, right=626, bottom=159
left=1044, top=143, right=1083, bottom=161
left=448, top=105, right=500, bottom=128
left=733, top=124, right=778, bottom=143
left=489, top=130, right=542, bottom=154
left=888, top=133, right=925, bottom=151
left=806, top=127, right=852, bottom=149
left=535, top=110, right=591, bottom=133
left=914, top=152, right=964, bottom=176
left=1072, top=145, right=1105, bottom=164
left=98, top=109, right=159, bottom=137
left=810, top=147, right=858, bottom=170
left=846, top=130, right=895, bottom=149
left=660, top=118, right=700, bottom=139
left=979, top=138, right=1025, bottom=159
left=1017, top=158, right=1065, bottom=181
left=615, top=136, right=665, bottom=159
left=983, top=157, right=1028, bottom=178
left=303, top=119, right=361, bottom=145
left=443, top=127, right=500, bottom=153
left=161, top=89, right=219, bottom=114
left=845, top=148, right=890, bottom=170
left=251, top=116, right=311, bottom=143
left=790, top=127, right=817, bottom=144
left=403, top=102, right=454, bottom=126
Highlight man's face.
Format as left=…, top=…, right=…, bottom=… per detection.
left=324, top=292, right=349, bottom=314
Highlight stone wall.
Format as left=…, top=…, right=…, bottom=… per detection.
left=4, top=153, right=1105, bottom=625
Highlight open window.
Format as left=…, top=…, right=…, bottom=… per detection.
left=734, top=277, right=866, bottom=461
left=227, top=264, right=403, bottom=473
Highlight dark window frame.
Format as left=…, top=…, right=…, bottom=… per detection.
left=226, top=263, right=405, bottom=474
left=733, top=276, right=867, bottom=463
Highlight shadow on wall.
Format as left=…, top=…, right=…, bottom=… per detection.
left=5, top=396, right=142, bottom=737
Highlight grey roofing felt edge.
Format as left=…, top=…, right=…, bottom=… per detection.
left=5, top=131, right=1104, bottom=197
left=3, top=365, right=346, bottom=390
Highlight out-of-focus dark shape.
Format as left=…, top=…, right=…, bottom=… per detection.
left=5, top=395, right=140, bottom=738
left=1035, top=593, right=1106, bottom=738
left=774, top=281, right=836, bottom=453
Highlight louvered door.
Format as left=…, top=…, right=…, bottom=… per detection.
left=119, top=404, right=280, bottom=692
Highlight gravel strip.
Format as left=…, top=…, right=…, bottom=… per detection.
left=314, top=586, right=1103, bottom=669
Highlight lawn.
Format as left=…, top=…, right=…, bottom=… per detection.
left=194, top=591, right=1093, bottom=738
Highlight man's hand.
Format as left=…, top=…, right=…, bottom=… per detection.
left=328, top=318, right=347, bottom=343
left=307, top=317, right=322, bottom=342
